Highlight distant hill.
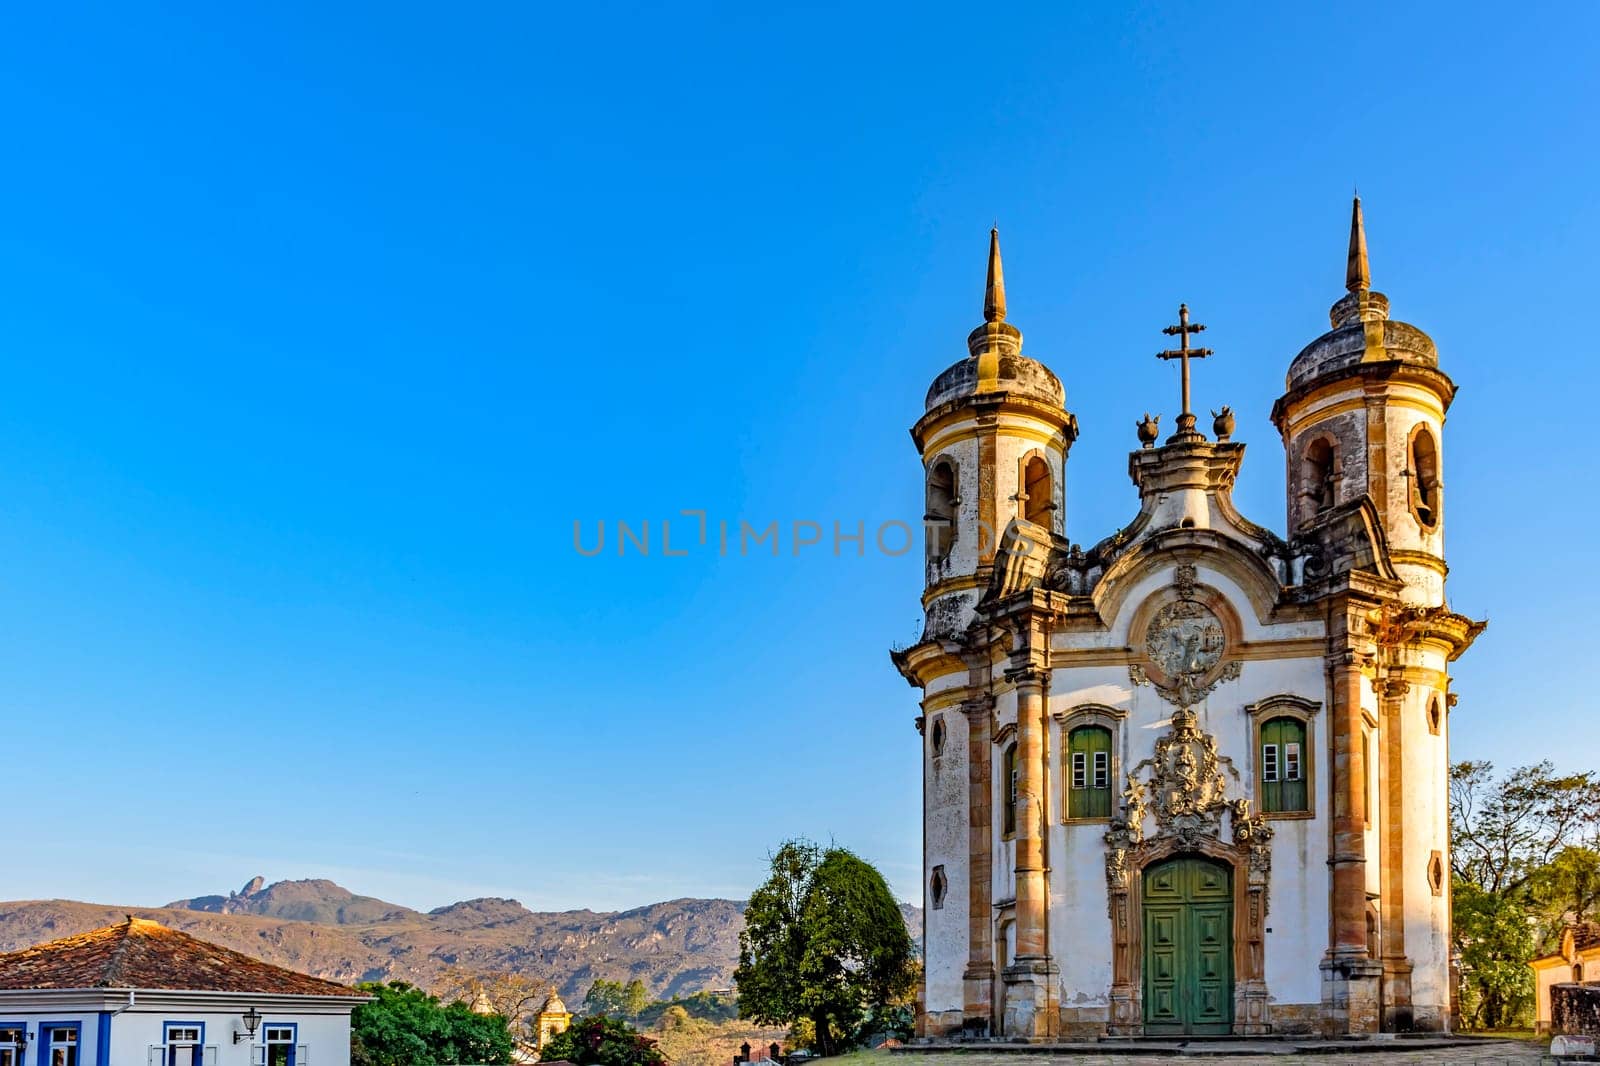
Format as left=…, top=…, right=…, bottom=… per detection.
left=166, top=877, right=422, bottom=926
left=0, top=877, right=922, bottom=1002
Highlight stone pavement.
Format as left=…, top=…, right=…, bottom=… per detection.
left=884, top=1037, right=1554, bottom=1064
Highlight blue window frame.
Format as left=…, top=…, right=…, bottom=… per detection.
left=262, top=1021, right=297, bottom=1066
left=40, top=1022, right=82, bottom=1066
left=163, top=1021, right=206, bottom=1066
left=0, top=1023, right=25, bottom=1066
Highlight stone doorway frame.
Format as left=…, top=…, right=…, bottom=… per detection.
left=1107, top=836, right=1269, bottom=1036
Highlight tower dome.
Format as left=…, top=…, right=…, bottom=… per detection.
left=924, top=229, right=1066, bottom=411
left=1284, top=197, right=1438, bottom=391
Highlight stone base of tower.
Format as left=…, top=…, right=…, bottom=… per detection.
left=1320, top=955, right=1384, bottom=1036
left=1001, top=959, right=1058, bottom=1041
left=1381, top=958, right=1416, bottom=1032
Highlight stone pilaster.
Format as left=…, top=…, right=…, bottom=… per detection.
left=1378, top=674, right=1414, bottom=1032
left=1002, top=666, right=1056, bottom=1040
left=960, top=695, right=994, bottom=1030
left=1324, top=646, right=1380, bottom=1035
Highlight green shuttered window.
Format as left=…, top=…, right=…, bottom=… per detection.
left=1067, top=725, right=1112, bottom=819
left=1260, top=716, right=1308, bottom=813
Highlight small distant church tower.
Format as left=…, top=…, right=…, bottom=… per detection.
left=894, top=201, right=1483, bottom=1042
left=534, top=986, right=571, bottom=1052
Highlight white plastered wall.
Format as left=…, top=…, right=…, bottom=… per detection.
left=923, top=686, right=971, bottom=1017
left=1043, top=562, right=1331, bottom=1009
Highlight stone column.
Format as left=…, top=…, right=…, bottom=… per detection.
left=960, top=695, right=995, bottom=1031
left=1002, top=666, right=1057, bottom=1040
left=1329, top=653, right=1368, bottom=958
left=1378, top=675, right=1414, bottom=1031
left=1322, top=649, right=1381, bottom=1034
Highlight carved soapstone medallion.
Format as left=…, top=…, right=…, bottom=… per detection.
left=1129, top=563, right=1238, bottom=706
left=1145, top=600, right=1224, bottom=679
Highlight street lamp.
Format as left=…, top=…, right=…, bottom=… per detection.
left=234, top=1007, right=263, bottom=1045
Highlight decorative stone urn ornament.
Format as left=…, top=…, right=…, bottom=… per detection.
left=1212, top=405, right=1236, bottom=441
left=1136, top=413, right=1161, bottom=448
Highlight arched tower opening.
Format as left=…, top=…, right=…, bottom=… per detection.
left=1021, top=453, right=1054, bottom=528
left=926, top=457, right=958, bottom=564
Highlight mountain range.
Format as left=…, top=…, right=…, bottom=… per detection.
left=0, top=877, right=921, bottom=1002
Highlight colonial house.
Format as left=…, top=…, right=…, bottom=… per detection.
left=1532, top=923, right=1600, bottom=1034
left=893, top=201, right=1482, bottom=1039
left=0, top=917, right=369, bottom=1065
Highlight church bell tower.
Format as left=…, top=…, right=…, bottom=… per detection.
left=1272, top=199, right=1480, bottom=1034
left=911, top=229, right=1078, bottom=642
left=1271, top=197, right=1453, bottom=606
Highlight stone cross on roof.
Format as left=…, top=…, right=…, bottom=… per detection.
left=1156, top=303, right=1213, bottom=443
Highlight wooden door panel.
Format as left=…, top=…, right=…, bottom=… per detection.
left=1142, top=857, right=1234, bottom=1035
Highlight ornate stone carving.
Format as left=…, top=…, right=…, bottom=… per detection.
left=1103, top=707, right=1275, bottom=1033
left=1231, top=797, right=1274, bottom=877
left=1137, top=708, right=1237, bottom=845
left=1103, top=708, right=1273, bottom=905
left=1134, top=568, right=1238, bottom=707
left=1146, top=599, right=1224, bottom=680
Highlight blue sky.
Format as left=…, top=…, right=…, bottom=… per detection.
left=2, top=3, right=1595, bottom=912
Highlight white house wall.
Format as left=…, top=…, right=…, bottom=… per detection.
left=0, top=999, right=354, bottom=1066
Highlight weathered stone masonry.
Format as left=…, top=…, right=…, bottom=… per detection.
left=894, top=204, right=1482, bottom=1040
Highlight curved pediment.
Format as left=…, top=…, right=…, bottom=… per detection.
left=1092, top=529, right=1287, bottom=631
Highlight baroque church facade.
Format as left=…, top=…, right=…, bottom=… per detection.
left=892, top=201, right=1483, bottom=1040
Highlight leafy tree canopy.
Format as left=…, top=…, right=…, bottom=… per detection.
left=351, top=981, right=515, bottom=1066
left=735, top=839, right=916, bottom=1056
left=1450, top=761, right=1600, bottom=1029
left=541, top=1014, right=668, bottom=1066
left=583, top=978, right=651, bottom=1020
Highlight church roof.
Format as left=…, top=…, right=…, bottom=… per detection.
left=0, top=917, right=361, bottom=997
left=539, top=986, right=569, bottom=1015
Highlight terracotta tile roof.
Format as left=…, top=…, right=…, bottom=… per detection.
left=0, top=917, right=360, bottom=996
left=1574, top=922, right=1600, bottom=954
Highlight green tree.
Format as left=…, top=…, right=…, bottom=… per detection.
left=735, top=839, right=916, bottom=1056
left=584, top=979, right=624, bottom=1016
left=1530, top=845, right=1600, bottom=930
left=541, top=1014, right=668, bottom=1066
left=621, top=978, right=650, bottom=1019
left=584, top=978, right=650, bottom=1020
left=1449, top=761, right=1600, bottom=1029
left=1451, top=761, right=1600, bottom=897
left=1454, top=884, right=1536, bottom=1029
left=350, top=981, right=515, bottom=1066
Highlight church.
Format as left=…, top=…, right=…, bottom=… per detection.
left=891, top=200, right=1484, bottom=1040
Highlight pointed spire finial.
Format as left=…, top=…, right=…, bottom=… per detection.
left=984, top=227, right=1006, bottom=323
left=1346, top=194, right=1370, bottom=293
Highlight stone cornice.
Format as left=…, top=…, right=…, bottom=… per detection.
left=1271, top=360, right=1457, bottom=433
left=911, top=390, right=1078, bottom=454
left=889, top=639, right=968, bottom=688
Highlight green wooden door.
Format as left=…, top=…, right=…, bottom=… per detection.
left=1142, top=856, right=1234, bottom=1035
